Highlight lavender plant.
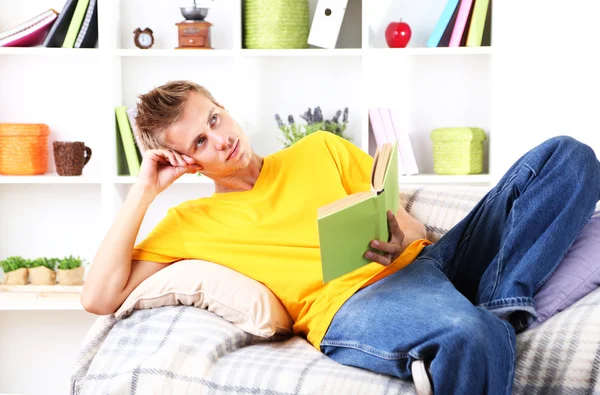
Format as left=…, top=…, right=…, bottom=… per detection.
left=275, top=106, right=350, bottom=148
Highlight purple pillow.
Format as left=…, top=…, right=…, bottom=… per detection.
left=530, top=210, right=600, bottom=329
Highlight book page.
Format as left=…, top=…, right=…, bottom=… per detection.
left=318, top=191, right=375, bottom=218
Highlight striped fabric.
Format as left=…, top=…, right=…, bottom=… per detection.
left=70, top=186, right=600, bottom=394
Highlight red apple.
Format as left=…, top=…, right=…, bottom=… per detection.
left=385, top=20, right=412, bottom=48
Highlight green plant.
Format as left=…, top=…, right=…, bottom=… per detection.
left=0, top=256, right=29, bottom=273
left=57, top=255, right=84, bottom=270
left=28, top=257, right=59, bottom=270
left=275, top=106, right=350, bottom=148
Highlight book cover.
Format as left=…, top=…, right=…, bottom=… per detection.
left=466, top=0, right=490, bottom=47
left=449, top=0, right=474, bottom=47
left=426, top=0, right=460, bottom=48
left=317, top=141, right=399, bottom=283
left=0, top=9, right=58, bottom=47
left=379, top=108, right=406, bottom=175
left=74, top=0, right=98, bottom=48
left=62, top=0, right=90, bottom=48
left=389, top=108, right=419, bottom=175
left=43, top=0, right=79, bottom=47
left=126, top=107, right=144, bottom=164
left=368, top=108, right=387, bottom=147
left=115, top=106, right=141, bottom=176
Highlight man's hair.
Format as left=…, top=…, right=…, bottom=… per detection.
left=134, top=80, right=223, bottom=150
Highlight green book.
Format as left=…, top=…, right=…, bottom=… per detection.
left=115, top=106, right=141, bottom=176
left=61, top=0, right=90, bottom=48
left=466, top=0, right=490, bottom=47
left=317, top=141, right=399, bottom=283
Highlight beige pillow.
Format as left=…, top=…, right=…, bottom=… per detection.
left=115, top=259, right=293, bottom=338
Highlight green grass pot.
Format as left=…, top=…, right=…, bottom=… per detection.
left=244, top=0, right=309, bottom=49
left=430, top=127, right=487, bottom=175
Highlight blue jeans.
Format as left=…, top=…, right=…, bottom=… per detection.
left=320, top=136, right=600, bottom=395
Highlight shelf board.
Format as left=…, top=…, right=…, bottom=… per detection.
left=367, top=47, right=492, bottom=56
left=0, top=175, right=103, bottom=184
left=114, top=174, right=213, bottom=184
left=0, top=47, right=101, bottom=56
left=0, top=285, right=83, bottom=311
left=240, top=48, right=363, bottom=57
left=116, top=48, right=236, bottom=57
left=399, top=174, right=492, bottom=185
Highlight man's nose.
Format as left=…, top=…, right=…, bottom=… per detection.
left=215, top=134, right=230, bottom=150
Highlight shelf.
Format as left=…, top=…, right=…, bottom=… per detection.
left=0, top=47, right=101, bottom=56
left=116, top=49, right=236, bottom=57
left=367, top=47, right=492, bottom=56
left=0, top=175, right=103, bottom=184
left=0, top=285, right=83, bottom=311
left=399, top=174, right=492, bottom=185
left=114, top=175, right=213, bottom=184
left=240, top=48, right=363, bottom=57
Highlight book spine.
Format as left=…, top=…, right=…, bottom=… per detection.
left=62, top=0, right=91, bottom=48
left=426, top=0, right=460, bottom=48
left=449, top=0, right=474, bottom=47
left=115, top=106, right=141, bottom=176
left=368, top=108, right=387, bottom=147
left=466, top=0, right=490, bottom=47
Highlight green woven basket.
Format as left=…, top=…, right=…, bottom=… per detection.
left=244, top=0, right=309, bottom=49
left=430, top=127, right=487, bottom=175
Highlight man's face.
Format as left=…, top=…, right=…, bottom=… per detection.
left=163, top=92, right=251, bottom=178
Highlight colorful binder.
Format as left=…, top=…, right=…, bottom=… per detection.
left=0, top=9, right=58, bottom=47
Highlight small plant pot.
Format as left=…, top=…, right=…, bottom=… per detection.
left=57, top=266, right=84, bottom=285
left=29, top=266, right=56, bottom=285
left=2, top=267, right=29, bottom=285
left=53, top=141, right=92, bottom=176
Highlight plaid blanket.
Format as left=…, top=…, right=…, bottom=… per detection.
left=71, top=186, right=600, bottom=394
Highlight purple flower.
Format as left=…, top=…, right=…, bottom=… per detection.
left=288, top=115, right=295, bottom=124
left=313, top=107, right=323, bottom=123
left=343, top=107, right=348, bottom=123
left=331, top=110, right=341, bottom=123
left=274, top=114, right=284, bottom=128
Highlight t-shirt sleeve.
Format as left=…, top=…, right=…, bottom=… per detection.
left=322, top=132, right=374, bottom=195
left=131, top=208, right=187, bottom=263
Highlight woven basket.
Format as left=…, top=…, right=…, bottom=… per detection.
left=0, top=123, right=50, bottom=175
left=244, top=0, right=309, bottom=49
left=430, top=127, right=486, bottom=175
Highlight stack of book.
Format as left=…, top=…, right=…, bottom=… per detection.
left=369, top=108, right=419, bottom=176
left=427, top=0, right=491, bottom=48
left=0, top=0, right=98, bottom=48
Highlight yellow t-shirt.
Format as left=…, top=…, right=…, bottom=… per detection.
left=132, top=131, right=431, bottom=349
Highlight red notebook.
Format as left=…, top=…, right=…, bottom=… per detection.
left=0, top=9, right=59, bottom=47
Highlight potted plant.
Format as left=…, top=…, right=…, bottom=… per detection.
left=28, top=257, right=58, bottom=285
left=56, top=255, right=85, bottom=285
left=1, top=256, right=29, bottom=285
left=275, top=106, right=350, bottom=148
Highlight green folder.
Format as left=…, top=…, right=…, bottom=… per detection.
left=115, top=106, right=141, bottom=176
left=317, top=141, right=399, bottom=283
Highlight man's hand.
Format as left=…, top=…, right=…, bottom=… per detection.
left=136, top=149, right=202, bottom=197
left=363, top=211, right=406, bottom=266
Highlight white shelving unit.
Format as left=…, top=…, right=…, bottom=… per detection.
left=0, top=0, right=495, bottom=280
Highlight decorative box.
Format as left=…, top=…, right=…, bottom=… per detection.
left=430, top=127, right=486, bottom=175
left=0, top=123, right=49, bottom=175
left=244, top=0, right=309, bottom=49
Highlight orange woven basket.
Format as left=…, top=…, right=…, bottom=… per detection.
left=0, top=123, right=50, bottom=175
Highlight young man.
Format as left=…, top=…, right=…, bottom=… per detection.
left=82, top=81, right=600, bottom=395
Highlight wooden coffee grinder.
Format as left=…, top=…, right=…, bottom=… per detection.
left=176, top=0, right=213, bottom=49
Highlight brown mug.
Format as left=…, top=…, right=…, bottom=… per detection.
left=53, top=141, right=92, bottom=176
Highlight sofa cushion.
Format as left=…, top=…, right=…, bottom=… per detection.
left=115, top=259, right=294, bottom=337
left=530, top=210, right=600, bottom=328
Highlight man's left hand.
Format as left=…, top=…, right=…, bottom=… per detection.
left=363, top=211, right=406, bottom=266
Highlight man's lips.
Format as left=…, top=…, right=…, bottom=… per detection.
left=226, top=140, right=239, bottom=160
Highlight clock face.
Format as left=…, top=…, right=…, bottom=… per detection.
left=138, top=33, right=152, bottom=47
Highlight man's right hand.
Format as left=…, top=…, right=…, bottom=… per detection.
left=136, top=149, right=202, bottom=196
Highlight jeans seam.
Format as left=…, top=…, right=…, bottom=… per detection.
left=320, top=340, right=409, bottom=360
left=501, top=320, right=516, bottom=395
left=478, top=297, right=536, bottom=310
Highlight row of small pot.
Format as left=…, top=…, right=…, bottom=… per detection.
left=1, top=255, right=85, bottom=285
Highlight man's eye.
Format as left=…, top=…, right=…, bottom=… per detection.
left=210, top=114, right=218, bottom=126
left=196, top=137, right=205, bottom=147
